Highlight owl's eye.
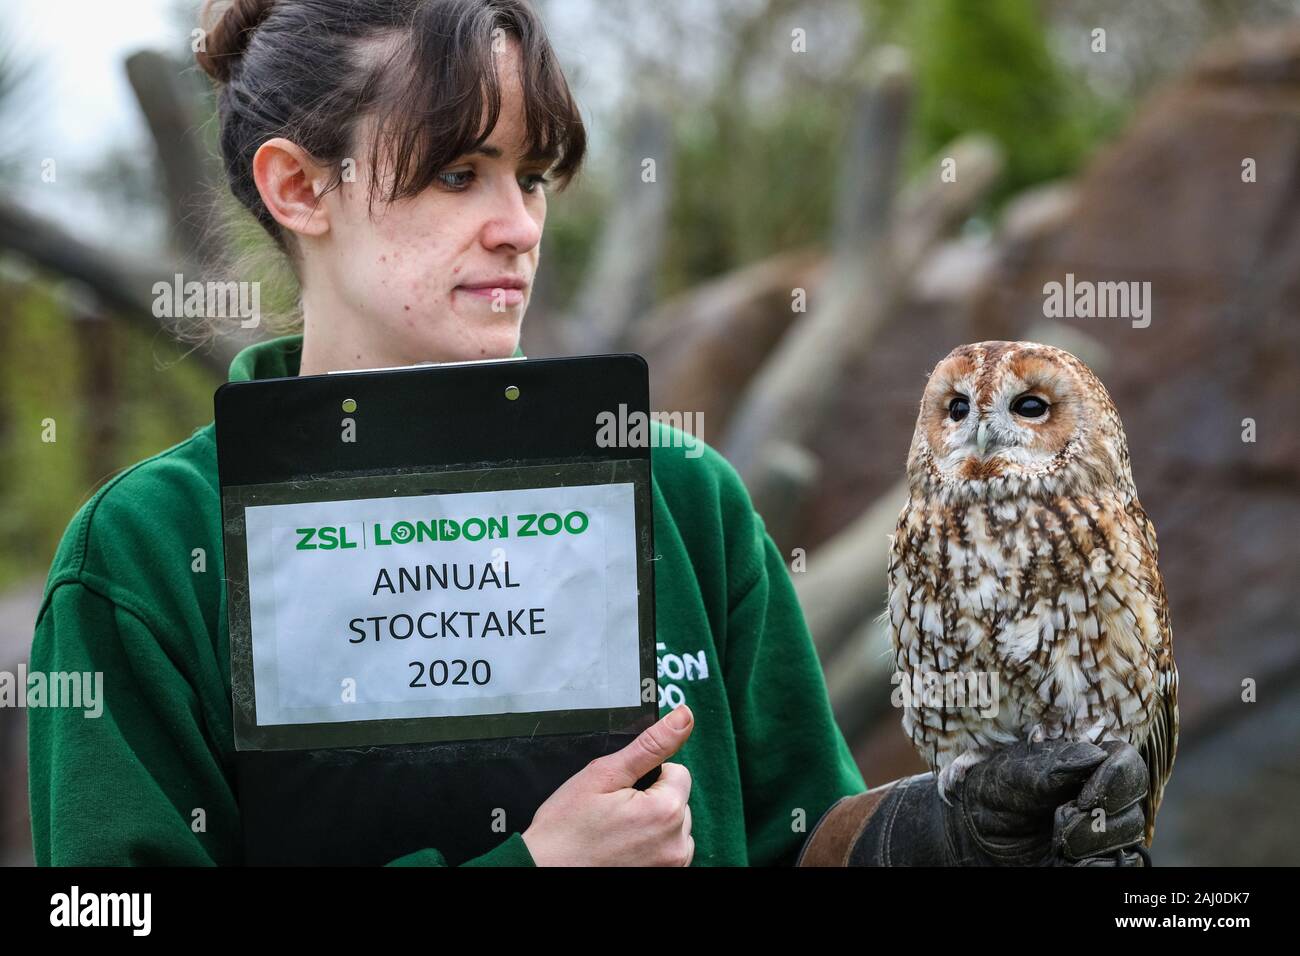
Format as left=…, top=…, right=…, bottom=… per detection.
left=948, top=396, right=970, bottom=422
left=1011, top=395, right=1049, bottom=418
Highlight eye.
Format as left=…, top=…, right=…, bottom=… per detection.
left=948, top=396, right=970, bottom=422
left=1011, top=394, right=1049, bottom=418
left=436, top=168, right=474, bottom=190
left=519, top=172, right=551, bottom=194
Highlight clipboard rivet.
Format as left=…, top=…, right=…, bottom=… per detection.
left=504, top=385, right=520, bottom=401
left=341, top=398, right=358, bottom=413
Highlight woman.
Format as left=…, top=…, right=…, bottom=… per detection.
left=29, top=0, right=1150, bottom=868
left=26, top=0, right=867, bottom=867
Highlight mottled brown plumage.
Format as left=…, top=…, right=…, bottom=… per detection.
left=887, top=341, right=1177, bottom=847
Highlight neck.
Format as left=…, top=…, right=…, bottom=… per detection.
left=296, top=297, right=405, bottom=377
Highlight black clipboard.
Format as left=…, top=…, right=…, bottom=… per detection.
left=214, top=353, right=658, bottom=865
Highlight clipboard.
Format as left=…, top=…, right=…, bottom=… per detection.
left=214, top=352, right=658, bottom=865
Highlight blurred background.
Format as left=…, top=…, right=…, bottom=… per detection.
left=1, top=0, right=1297, bottom=865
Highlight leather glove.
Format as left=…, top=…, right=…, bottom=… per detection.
left=800, top=738, right=1151, bottom=866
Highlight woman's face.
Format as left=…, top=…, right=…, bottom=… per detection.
left=282, top=40, right=549, bottom=371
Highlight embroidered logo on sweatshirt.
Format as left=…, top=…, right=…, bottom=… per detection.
left=656, top=641, right=711, bottom=710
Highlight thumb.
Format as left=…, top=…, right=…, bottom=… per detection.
left=593, top=704, right=694, bottom=791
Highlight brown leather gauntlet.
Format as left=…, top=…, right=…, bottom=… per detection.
left=797, top=742, right=1153, bottom=866
left=795, top=779, right=907, bottom=866
left=796, top=772, right=974, bottom=865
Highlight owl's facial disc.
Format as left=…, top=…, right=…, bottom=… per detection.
left=911, top=342, right=1124, bottom=498
left=920, top=360, right=1079, bottom=486
left=954, top=391, right=1055, bottom=479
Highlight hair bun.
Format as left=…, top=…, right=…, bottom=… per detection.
left=195, top=0, right=276, bottom=83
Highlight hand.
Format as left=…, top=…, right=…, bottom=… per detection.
left=817, top=737, right=1151, bottom=866
left=521, top=704, right=695, bottom=866
left=1050, top=740, right=1152, bottom=866
left=945, top=738, right=1151, bottom=866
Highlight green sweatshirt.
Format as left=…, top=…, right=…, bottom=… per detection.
left=28, top=332, right=866, bottom=866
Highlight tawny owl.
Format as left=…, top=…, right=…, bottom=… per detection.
left=886, top=341, right=1177, bottom=847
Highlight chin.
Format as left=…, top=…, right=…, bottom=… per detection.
left=472, top=324, right=523, bottom=360
left=426, top=328, right=521, bottom=364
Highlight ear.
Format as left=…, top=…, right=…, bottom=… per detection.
left=252, top=136, right=334, bottom=239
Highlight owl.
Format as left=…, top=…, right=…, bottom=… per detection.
left=886, top=341, right=1177, bottom=847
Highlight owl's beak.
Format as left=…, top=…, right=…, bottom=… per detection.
left=976, top=420, right=991, bottom=456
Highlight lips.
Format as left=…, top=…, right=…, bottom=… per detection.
left=454, top=277, right=528, bottom=307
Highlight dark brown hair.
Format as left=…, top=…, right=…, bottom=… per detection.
left=193, top=0, right=585, bottom=333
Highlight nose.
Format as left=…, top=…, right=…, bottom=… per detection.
left=479, top=180, right=543, bottom=254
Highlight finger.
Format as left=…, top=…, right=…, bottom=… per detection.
left=1040, top=740, right=1111, bottom=797
left=677, top=802, right=693, bottom=868
left=646, top=760, right=692, bottom=810
left=972, top=739, right=1107, bottom=810
left=1076, top=741, right=1148, bottom=814
left=1055, top=801, right=1146, bottom=860
left=591, top=705, right=693, bottom=791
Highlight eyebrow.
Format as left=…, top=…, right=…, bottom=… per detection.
left=466, top=144, right=558, bottom=162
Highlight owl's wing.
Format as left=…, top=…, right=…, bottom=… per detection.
left=886, top=499, right=946, bottom=774
left=1141, top=656, right=1179, bottom=847
left=1120, top=498, right=1178, bottom=848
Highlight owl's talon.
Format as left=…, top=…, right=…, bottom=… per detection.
left=936, top=750, right=986, bottom=804
left=935, top=766, right=956, bottom=805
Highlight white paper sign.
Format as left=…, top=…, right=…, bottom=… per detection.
left=242, top=482, right=642, bottom=727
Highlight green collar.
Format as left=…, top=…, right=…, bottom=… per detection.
left=227, top=333, right=526, bottom=382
